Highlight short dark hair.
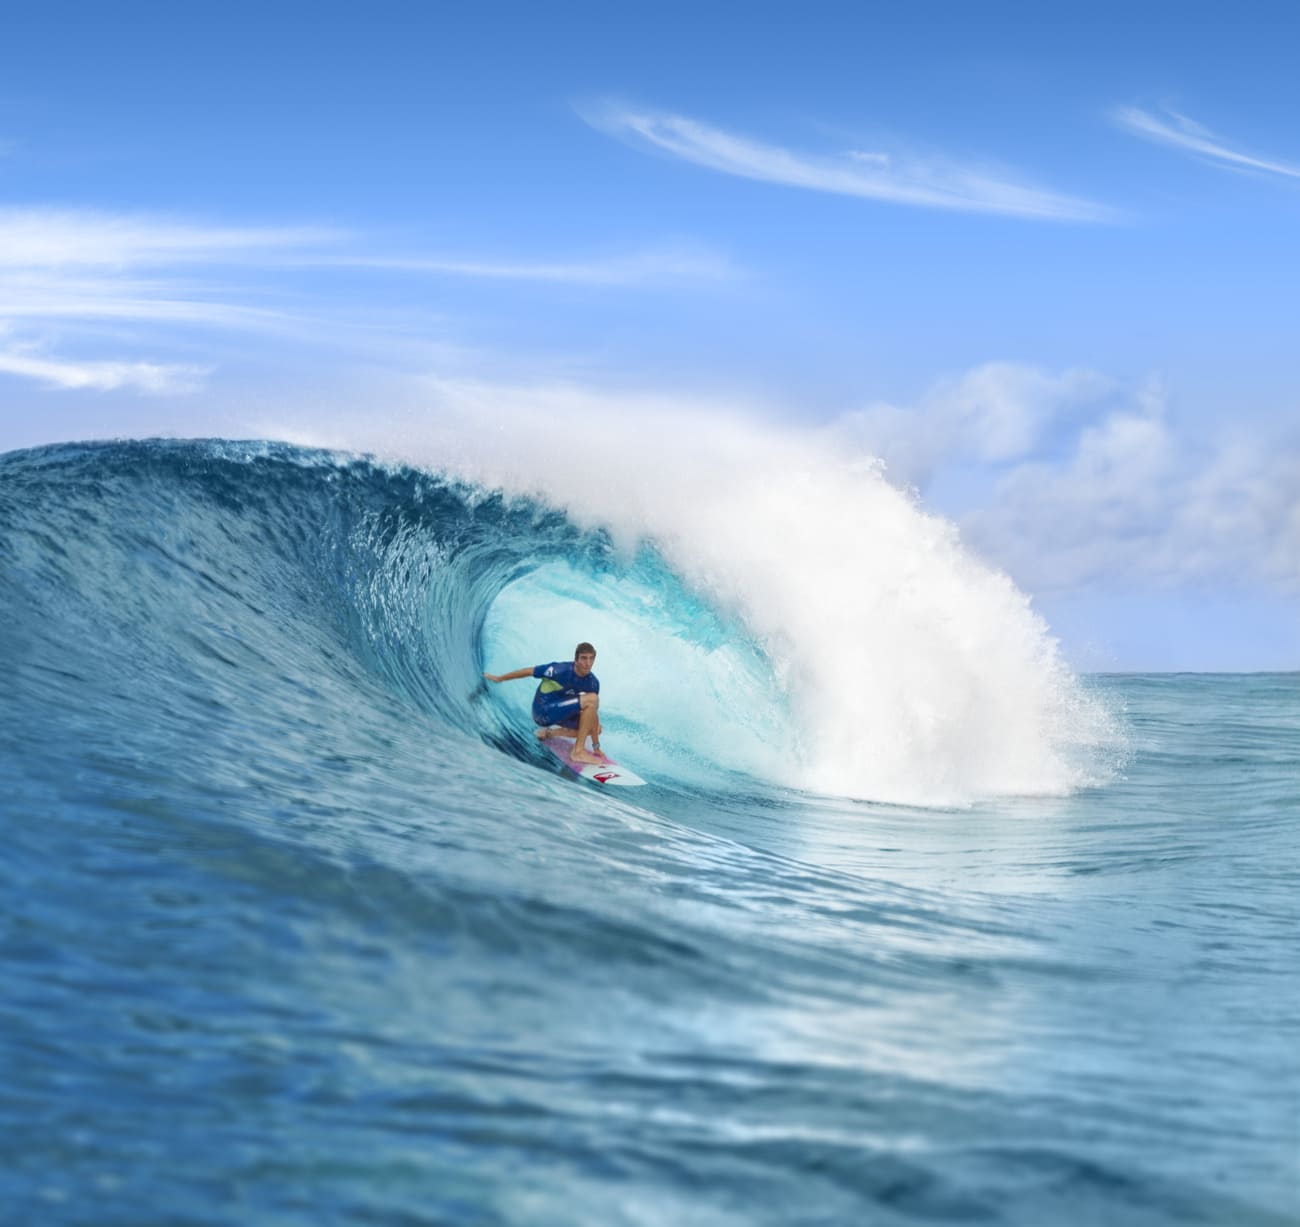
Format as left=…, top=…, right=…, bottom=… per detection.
left=575, top=642, right=596, bottom=659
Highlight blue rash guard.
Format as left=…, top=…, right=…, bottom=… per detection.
left=531, top=661, right=599, bottom=728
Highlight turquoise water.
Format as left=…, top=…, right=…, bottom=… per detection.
left=1, top=440, right=1295, bottom=1225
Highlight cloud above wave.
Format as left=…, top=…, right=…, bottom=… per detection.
left=0, top=209, right=339, bottom=269
left=832, top=363, right=1300, bottom=595
left=1114, top=105, right=1300, bottom=181
left=0, top=343, right=208, bottom=393
left=316, top=243, right=738, bottom=287
left=583, top=105, right=1117, bottom=222
left=0, top=208, right=733, bottom=394
left=0, top=208, right=734, bottom=287
left=0, top=210, right=334, bottom=395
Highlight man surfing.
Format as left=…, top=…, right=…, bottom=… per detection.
left=483, top=642, right=605, bottom=764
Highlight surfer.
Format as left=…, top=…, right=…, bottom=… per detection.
left=483, top=642, right=604, bottom=764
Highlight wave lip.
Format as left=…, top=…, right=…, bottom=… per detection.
left=321, top=398, right=1124, bottom=806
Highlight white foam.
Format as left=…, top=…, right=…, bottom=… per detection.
left=271, top=379, right=1122, bottom=806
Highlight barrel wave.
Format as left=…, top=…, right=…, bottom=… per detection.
left=0, top=436, right=1111, bottom=804
left=0, top=438, right=794, bottom=797
left=2, top=438, right=1294, bottom=1225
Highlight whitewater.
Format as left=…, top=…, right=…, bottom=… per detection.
left=1, top=436, right=1295, bottom=1225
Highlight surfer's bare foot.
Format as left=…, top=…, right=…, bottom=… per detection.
left=571, top=747, right=603, bottom=764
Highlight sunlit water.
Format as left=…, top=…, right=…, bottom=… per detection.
left=2, top=440, right=1295, bottom=1225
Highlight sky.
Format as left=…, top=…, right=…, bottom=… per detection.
left=1, top=0, right=1297, bottom=670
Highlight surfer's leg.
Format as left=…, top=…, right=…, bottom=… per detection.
left=571, top=693, right=604, bottom=763
left=534, top=697, right=580, bottom=740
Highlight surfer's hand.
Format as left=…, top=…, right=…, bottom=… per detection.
left=483, top=673, right=502, bottom=683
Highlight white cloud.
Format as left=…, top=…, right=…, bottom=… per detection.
left=1, top=272, right=284, bottom=327
left=0, top=210, right=338, bottom=391
left=321, top=243, right=740, bottom=287
left=0, top=208, right=735, bottom=286
left=1113, top=105, right=1300, bottom=181
left=0, top=344, right=209, bottom=393
left=830, top=364, right=1300, bottom=595
left=0, top=207, right=732, bottom=394
left=583, top=105, right=1117, bottom=222
left=830, top=362, right=1115, bottom=488
left=0, top=208, right=340, bottom=269
left=968, top=408, right=1300, bottom=594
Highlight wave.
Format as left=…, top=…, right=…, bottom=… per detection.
left=7, top=438, right=1296, bottom=1226
left=0, top=436, right=1119, bottom=805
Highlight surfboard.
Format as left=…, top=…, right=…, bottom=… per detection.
left=540, top=734, right=647, bottom=786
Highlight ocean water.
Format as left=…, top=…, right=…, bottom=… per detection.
left=1, top=438, right=1295, bottom=1226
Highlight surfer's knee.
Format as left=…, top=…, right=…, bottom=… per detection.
left=580, top=692, right=599, bottom=710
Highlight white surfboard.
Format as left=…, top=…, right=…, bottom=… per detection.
left=540, top=735, right=647, bottom=786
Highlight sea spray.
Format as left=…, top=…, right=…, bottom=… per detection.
left=286, top=384, right=1121, bottom=805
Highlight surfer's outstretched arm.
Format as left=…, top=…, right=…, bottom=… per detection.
left=484, top=667, right=533, bottom=683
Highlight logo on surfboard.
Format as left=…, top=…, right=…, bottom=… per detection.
left=592, top=770, right=621, bottom=783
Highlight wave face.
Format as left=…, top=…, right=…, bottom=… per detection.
left=1, top=435, right=1115, bottom=807
left=0, top=436, right=844, bottom=801
left=278, top=398, right=1125, bottom=808
left=2, top=439, right=1294, bottom=1225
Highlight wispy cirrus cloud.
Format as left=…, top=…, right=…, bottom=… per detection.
left=0, top=210, right=335, bottom=394
left=0, top=338, right=209, bottom=393
left=323, top=243, right=739, bottom=287
left=582, top=105, right=1117, bottom=222
left=1113, top=105, right=1300, bottom=181
left=0, top=209, right=345, bottom=366
left=0, top=207, right=731, bottom=394
left=0, top=208, right=734, bottom=287
left=2, top=272, right=286, bottom=327
left=0, top=208, right=341, bottom=269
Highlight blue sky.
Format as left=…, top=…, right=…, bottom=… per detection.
left=1, top=0, right=1297, bottom=669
